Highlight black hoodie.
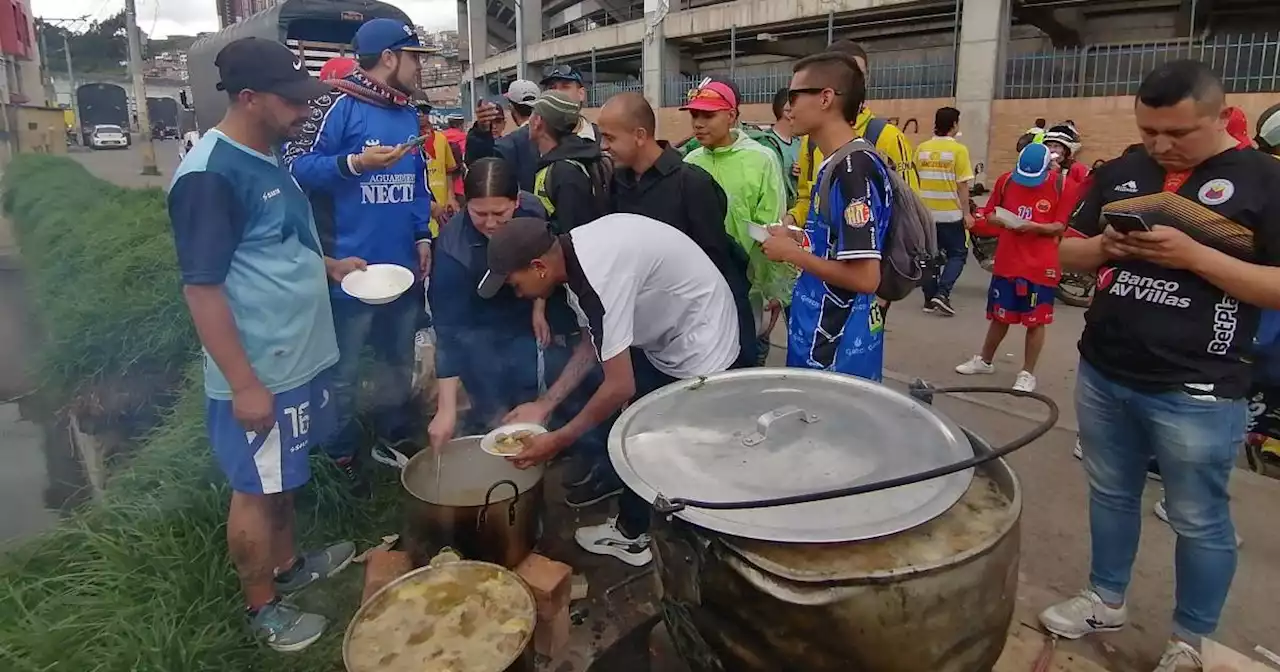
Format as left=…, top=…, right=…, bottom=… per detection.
left=535, top=134, right=610, bottom=234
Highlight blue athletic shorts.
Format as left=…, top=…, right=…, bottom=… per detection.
left=987, top=275, right=1056, bottom=326
left=207, top=370, right=335, bottom=494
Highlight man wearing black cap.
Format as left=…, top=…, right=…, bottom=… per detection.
left=483, top=214, right=743, bottom=567
left=284, top=18, right=435, bottom=491
left=169, top=37, right=359, bottom=652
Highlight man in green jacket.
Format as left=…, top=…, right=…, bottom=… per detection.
left=681, top=78, right=794, bottom=363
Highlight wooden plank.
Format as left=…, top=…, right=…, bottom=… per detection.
left=996, top=624, right=1113, bottom=672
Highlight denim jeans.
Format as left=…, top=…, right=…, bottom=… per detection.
left=325, top=291, right=421, bottom=460
left=923, top=220, right=968, bottom=301
left=1075, top=361, right=1244, bottom=642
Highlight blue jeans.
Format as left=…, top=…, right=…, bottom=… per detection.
left=326, top=292, right=420, bottom=460
left=1075, top=361, right=1243, bottom=642
left=923, top=220, right=968, bottom=301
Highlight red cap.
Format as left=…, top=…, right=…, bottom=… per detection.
left=681, top=81, right=737, bottom=112
left=1226, top=106, right=1252, bottom=149
left=319, top=57, right=357, bottom=82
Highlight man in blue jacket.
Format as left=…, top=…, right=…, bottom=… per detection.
left=284, top=18, right=433, bottom=494
left=467, top=80, right=540, bottom=192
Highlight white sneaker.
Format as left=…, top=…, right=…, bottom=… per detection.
left=1153, top=639, right=1201, bottom=672
left=574, top=517, right=653, bottom=567
left=955, top=356, right=995, bottom=375
left=1038, top=589, right=1127, bottom=639
left=1013, top=370, right=1038, bottom=392
left=1073, top=438, right=1083, bottom=460
left=1154, top=498, right=1242, bottom=548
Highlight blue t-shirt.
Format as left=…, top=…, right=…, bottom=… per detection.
left=168, top=130, right=339, bottom=400
left=786, top=148, right=892, bottom=382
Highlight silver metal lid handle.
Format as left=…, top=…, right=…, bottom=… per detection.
left=742, top=405, right=820, bottom=446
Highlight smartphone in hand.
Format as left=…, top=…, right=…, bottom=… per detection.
left=1105, top=212, right=1151, bottom=235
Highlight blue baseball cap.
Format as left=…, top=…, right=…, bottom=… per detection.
left=353, top=19, right=433, bottom=57
left=1012, top=142, right=1052, bottom=188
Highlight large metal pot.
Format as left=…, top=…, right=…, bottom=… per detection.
left=607, top=370, right=1039, bottom=672
left=651, top=443, right=1022, bottom=672
left=343, top=558, right=537, bottom=672
left=395, top=435, right=544, bottom=568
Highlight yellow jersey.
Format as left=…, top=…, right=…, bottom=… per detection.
left=913, top=135, right=974, bottom=222
left=790, top=107, right=920, bottom=224
left=422, top=129, right=457, bottom=236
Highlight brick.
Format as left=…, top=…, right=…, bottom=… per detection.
left=361, top=549, right=413, bottom=604
left=515, top=553, right=574, bottom=658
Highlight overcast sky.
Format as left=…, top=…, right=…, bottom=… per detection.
left=32, top=0, right=458, bottom=38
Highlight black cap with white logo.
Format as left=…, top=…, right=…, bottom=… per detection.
left=215, top=37, right=331, bottom=103
left=477, top=217, right=558, bottom=299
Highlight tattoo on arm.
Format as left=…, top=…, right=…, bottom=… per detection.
left=542, top=338, right=598, bottom=407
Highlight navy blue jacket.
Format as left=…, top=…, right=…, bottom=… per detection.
left=429, top=194, right=576, bottom=418
left=467, top=123, right=538, bottom=193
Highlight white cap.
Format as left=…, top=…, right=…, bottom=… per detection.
left=505, top=79, right=540, bottom=105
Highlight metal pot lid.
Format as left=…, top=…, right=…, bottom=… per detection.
left=608, top=369, right=974, bottom=543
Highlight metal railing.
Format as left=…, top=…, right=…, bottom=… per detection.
left=586, top=79, right=643, bottom=108
left=543, top=6, right=644, bottom=41
left=662, top=58, right=956, bottom=107
left=1003, top=32, right=1280, bottom=99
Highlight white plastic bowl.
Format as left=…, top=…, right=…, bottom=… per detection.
left=341, top=264, right=415, bottom=305
left=480, top=423, right=549, bottom=457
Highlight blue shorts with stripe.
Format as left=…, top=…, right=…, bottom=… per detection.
left=207, top=370, right=335, bottom=495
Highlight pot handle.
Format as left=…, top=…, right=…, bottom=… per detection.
left=742, top=405, right=820, bottom=447
left=476, top=479, right=520, bottom=530
left=370, top=444, right=410, bottom=471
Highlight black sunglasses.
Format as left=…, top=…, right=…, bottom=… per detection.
left=788, top=87, right=840, bottom=105
left=542, top=64, right=576, bottom=78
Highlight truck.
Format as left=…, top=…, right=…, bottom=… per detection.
left=146, top=97, right=180, bottom=139
left=186, top=0, right=415, bottom=132
left=76, top=83, right=130, bottom=145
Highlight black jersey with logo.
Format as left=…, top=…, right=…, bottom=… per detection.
left=1068, top=147, right=1280, bottom=398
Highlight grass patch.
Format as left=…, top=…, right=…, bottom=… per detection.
left=2, top=154, right=194, bottom=408
left=0, top=371, right=404, bottom=671
left=0, top=155, right=404, bottom=670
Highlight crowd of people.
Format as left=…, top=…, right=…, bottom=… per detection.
left=165, top=17, right=1280, bottom=671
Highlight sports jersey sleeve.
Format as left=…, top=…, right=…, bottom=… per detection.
left=876, top=125, right=920, bottom=192
left=168, top=172, right=246, bottom=286
left=413, top=147, right=433, bottom=242
left=955, top=143, right=975, bottom=183
left=1065, top=174, right=1105, bottom=238
left=574, top=270, right=637, bottom=363
left=832, top=152, right=883, bottom=261
left=283, top=95, right=358, bottom=189
left=791, top=136, right=816, bottom=224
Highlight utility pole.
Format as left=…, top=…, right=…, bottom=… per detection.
left=64, top=34, right=76, bottom=135
left=123, top=0, right=159, bottom=175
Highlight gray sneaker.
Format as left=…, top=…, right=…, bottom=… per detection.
left=250, top=601, right=327, bottom=652
left=275, top=540, right=357, bottom=594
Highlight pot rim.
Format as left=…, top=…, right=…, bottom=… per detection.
left=341, top=559, right=537, bottom=672
left=721, top=448, right=1023, bottom=584
left=400, top=434, right=545, bottom=506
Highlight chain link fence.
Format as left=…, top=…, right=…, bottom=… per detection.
left=1003, top=32, right=1280, bottom=99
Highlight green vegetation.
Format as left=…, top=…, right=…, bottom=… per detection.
left=0, top=156, right=398, bottom=670
left=2, top=155, right=193, bottom=411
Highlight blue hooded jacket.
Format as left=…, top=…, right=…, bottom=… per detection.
left=283, top=73, right=432, bottom=296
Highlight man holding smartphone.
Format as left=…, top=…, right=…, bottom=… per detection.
left=1039, top=60, right=1280, bottom=672
left=284, top=18, right=434, bottom=494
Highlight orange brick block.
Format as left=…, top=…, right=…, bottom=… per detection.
left=515, top=553, right=573, bottom=657
left=361, top=549, right=413, bottom=604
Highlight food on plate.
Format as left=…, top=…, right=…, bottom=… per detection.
left=346, top=563, right=534, bottom=672
left=493, top=430, right=535, bottom=455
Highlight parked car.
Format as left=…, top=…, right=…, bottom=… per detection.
left=89, top=125, right=130, bottom=150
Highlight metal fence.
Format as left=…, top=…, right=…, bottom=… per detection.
left=661, top=58, right=956, bottom=107
left=586, top=79, right=643, bottom=107
left=543, top=7, right=645, bottom=41
left=1002, top=32, right=1280, bottom=99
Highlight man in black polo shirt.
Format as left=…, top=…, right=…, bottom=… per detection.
left=1039, top=60, right=1280, bottom=672
left=598, top=91, right=757, bottom=367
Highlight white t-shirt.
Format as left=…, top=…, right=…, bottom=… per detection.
left=563, top=214, right=740, bottom=378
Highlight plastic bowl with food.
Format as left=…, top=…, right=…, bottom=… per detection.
left=481, top=423, right=548, bottom=457
left=341, top=264, right=415, bottom=305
